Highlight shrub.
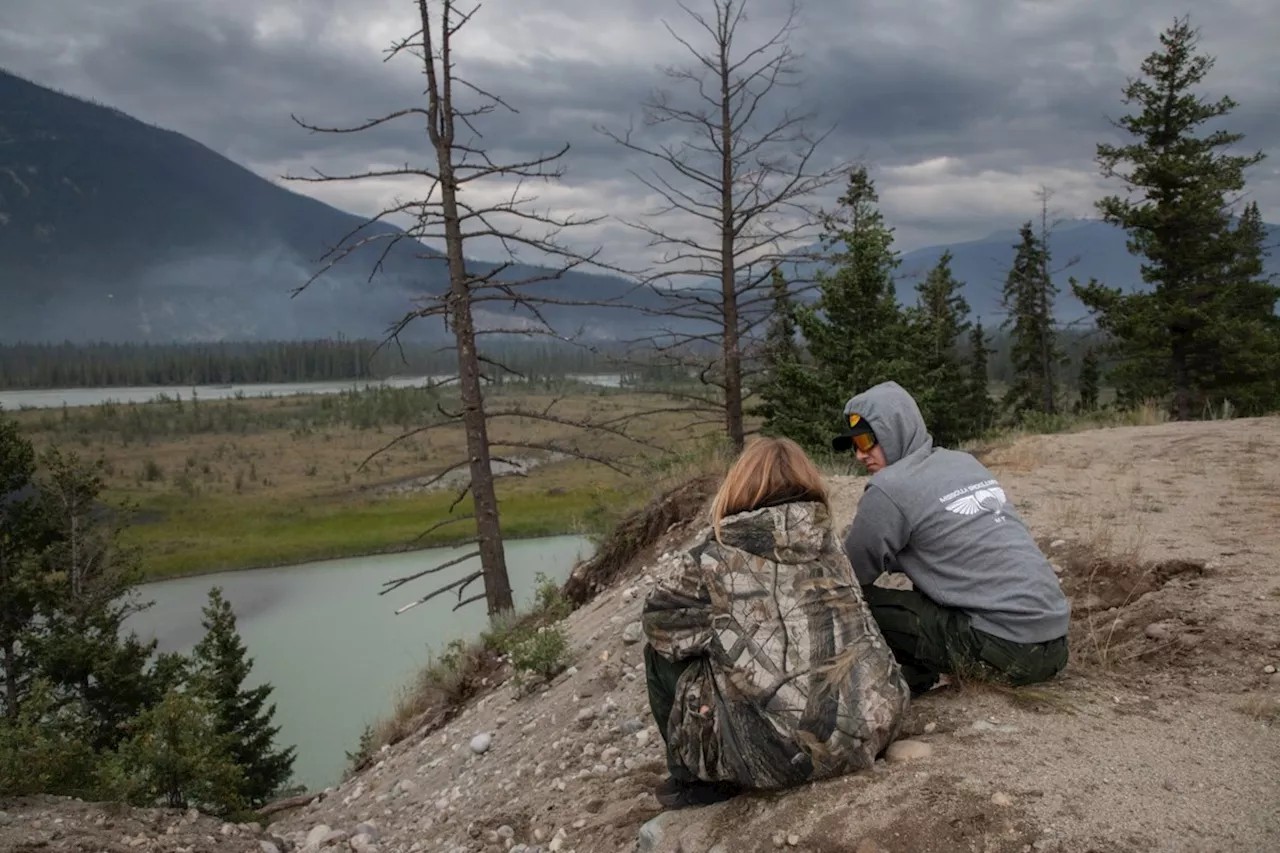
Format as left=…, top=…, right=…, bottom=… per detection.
left=507, top=624, right=570, bottom=685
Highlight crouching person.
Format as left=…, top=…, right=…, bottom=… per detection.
left=641, top=437, right=911, bottom=810
left=832, top=381, right=1070, bottom=695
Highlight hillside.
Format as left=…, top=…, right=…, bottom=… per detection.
left=279, top=418, right=1279, bottom=852
left=11, top=418, right=1277, bottom=853
left=0, top=70, right=655, bottom=343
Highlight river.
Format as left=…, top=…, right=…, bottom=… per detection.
left=0, top=374, right=624, bottom=410
left=124, top=535, right=591, bottom=793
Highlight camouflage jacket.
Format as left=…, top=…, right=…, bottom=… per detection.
left=642, top=500, right=910, bottom=789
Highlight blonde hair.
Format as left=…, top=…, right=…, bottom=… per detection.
left=709, top=437, right=829, bottom=541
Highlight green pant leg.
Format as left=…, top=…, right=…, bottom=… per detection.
left=644, top=643, right=697, bottom=781
left=861, top=584, right=979, bottom=694
left=973, top=632, right=1069, bottom=686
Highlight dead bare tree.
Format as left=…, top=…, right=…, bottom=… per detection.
left=286, top=0, right=659, bottom=617
left=598, top=0, right=849, bottom=451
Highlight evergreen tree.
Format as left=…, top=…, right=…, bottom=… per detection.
left=1002, top=223, right=1061, bottom=420
left=103, top=687, right=244, bottom=812
left=1076, top=348, right=1101, bottom=413
left=191, top=587, right=295, bottom=807
left=964, top=320, right=997, bottom=435
left=1, top=411, right=42, bottom=720
left=1072, top=16, right=1276, bottom=418
left=1211, top=201, right=1280, bottom=412
left=752, top=269, right=805, bottom=437
left=906, top=251, right=973, bottom=446
left=28, top=448, right=162, bottom=752
left=787, top=168, right=913, bottom=453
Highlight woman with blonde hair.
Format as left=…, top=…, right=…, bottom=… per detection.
left=641, top=437, right=910, bottom=809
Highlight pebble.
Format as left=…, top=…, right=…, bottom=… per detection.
left=621, top=718, right=645, bottom=734
left=1264, top=665, right=1276, bottom=674
left=787, top=834, right=801, bottom=846
left=259, top=843, right=281, bottom=853
left=470, top=733, right=492, bottom=755
left=621, top=621, right=644, bottom=644
left=1050, top=539, right=1067, bottom=549
left=601, top=747, right=621, bottom=762
left=923, top=722, right=937, bottom=734
left=306, top=825, right=332, bottom=848
left=884, top=739, right=933, bottom=763
left=635, top=730, right=651, bottom=747
left=1144, top=622, right=1176, bottom=641
left=638, top=816, right=667, bottom=853
left=576, top=707, right=597, bottom=724
left=992, top=792, right=1013, bottom=807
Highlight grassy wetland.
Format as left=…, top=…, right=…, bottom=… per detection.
left=8, top=380, right=725, bottom=579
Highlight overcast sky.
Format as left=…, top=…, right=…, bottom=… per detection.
left=4, top=0, right=1278, bottom=272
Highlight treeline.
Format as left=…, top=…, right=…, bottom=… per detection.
left=754, top=19, right=1278, bottom=451
left=0, top=415, right=296, bottom=812
left=0, top=338, right=622, bottom=390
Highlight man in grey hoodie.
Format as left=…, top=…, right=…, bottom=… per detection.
left=832, top=381, right=1070, bottom=694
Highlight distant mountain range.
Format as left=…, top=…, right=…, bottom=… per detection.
left=0, top=69, right=658, bottom=343
left=889, top=218, right=1280, bottom=323
left=1, top=69, right=1275, bottom=343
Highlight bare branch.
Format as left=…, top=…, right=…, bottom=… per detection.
left=381, top=547, right=481, bottom=597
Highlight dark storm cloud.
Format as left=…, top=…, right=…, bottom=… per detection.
left=3, top=0, right=1277, bottom=259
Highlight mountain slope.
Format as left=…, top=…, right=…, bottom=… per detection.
left=0, top=69, right=653, bottom=343
left=893, top=218, right=1280, bottom=322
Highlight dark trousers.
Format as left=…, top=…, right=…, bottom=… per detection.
left=644, top=643, right=697, bottom=781
left=862, top=585, right=1068, bottom=695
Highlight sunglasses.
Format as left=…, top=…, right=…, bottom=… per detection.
left=846, top=413, right=877, bottom=453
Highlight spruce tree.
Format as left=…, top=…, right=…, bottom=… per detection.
left=191, top=587, right=295, bottom=808
left=0, top=411, right=42, bottom=720
left=788, top=167, right=913, bottom=453
left=753, top=269, right=804, bottom=437
left=906, top=251, right=972, bottom=446
left=1076, top=348, right=1101, bottom=413
left=1002, top=223, right=1061, bottom=420
left=1072, top=16, right=1275, bottom=417
left=964, top=320, right=997, bottom=435
left=28, top=448, right=162, bottom=752
left=1211, top=201, right=1280, bottom=413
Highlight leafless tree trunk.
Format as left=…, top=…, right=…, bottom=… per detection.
left=287, top=0, right=661, bottom=617
left=598, top=0, right=848, bottom=452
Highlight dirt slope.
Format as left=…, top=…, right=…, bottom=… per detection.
left=6, top=418, right=1279, bottom=853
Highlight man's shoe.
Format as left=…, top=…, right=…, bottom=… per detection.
left=654, top=777, right=739, bottom=809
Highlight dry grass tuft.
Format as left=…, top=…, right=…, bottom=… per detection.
left=562, top=470, right=722, bottom=605
left=946, top=665, right=1080, bottom=714
left=1235, top=695, right=1280, bottom=723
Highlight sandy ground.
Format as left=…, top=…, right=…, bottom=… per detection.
left=5, top=417, right=1279, bottom=853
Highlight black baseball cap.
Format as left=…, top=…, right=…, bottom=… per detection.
left=831, top=412, right=877, bottom=452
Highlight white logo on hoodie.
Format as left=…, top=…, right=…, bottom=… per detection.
left=940, top=480, right=1008, bottom=522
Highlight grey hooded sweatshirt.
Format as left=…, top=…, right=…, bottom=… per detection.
left=842, top=381, right=1070, bottom=644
